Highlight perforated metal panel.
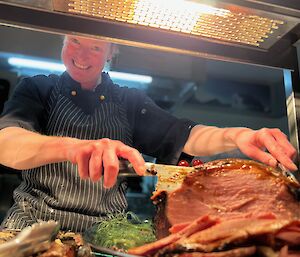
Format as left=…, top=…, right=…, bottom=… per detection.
left=53, top=0, right=286, bottom=47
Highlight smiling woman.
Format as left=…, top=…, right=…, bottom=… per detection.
left=61, top=36, right=114, bottom=90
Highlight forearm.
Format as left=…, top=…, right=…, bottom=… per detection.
left=0, top=127, right=78, bottom=170
left=183, top=125, right=252, bottom=156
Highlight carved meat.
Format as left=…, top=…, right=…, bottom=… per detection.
left=129, top=217, right=300, bottom=256
left=170, top=218, right=300, bottom=252
left=163, top=159, right=300, bottom=228
left=169, top=246, right=257, bottom=257
left=129, top=159, right=300, bottom=257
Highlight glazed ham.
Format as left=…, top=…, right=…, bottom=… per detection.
left=129, top=159, right=300, bottom=257
left=166, top=159, right=300, bottom=226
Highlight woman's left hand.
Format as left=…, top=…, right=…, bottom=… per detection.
left=233, top=128, right=297, bottom=170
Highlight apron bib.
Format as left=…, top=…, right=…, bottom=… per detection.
left=2, top=74, right=133, bottom=232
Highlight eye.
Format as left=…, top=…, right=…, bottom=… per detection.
left=91, top=46, right=102, bottom=52
left=70, top=38, right=80, bottom=45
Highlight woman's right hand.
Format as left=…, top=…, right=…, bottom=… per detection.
left=0, top=128, right=144, bottom=188
left=67, top=138, right=145, bottom=188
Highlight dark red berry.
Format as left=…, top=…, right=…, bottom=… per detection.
left=178, top=160, right=190, bottom=167
left=192, top=159, right=203, bottom=166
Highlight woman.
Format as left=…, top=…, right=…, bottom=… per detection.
left=0, top=35, right=297, bottom=232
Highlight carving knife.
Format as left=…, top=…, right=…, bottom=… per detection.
left=118, top=159, right=197, bottom=191
left=118, top=159, right=195, bottom=177
left=276, top=163, right=300, bottom=188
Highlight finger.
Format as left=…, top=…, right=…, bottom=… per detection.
left=89, top=150, right=103, bottom=182
left=117, top=144, right=145, bottom=175
left=76, top=149, right=91, bottom=179
left=240, top=144, right=278, bottom=167
left=256, top=131, right=297, bottom=170
left=102, top=149, right=119, bottom=188
left=270, top=129, right=297, bottom=158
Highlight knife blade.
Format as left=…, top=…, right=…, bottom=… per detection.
left=275, top=163, right=300, bottom=201
left=119, top=159, right=196, bottom=191
left=118, top=159, right=195, bottom=177
left=276, top=163, right=300, bottom=189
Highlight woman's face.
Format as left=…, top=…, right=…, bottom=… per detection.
left=61, top=36, right=112, bottom=89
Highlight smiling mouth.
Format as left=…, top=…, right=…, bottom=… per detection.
left=73, top=59, right=90, bottom=70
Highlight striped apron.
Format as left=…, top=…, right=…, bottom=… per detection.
left=2, top=74, right=133, bottom=232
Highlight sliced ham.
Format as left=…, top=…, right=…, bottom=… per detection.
left=166, top=159, right=300, bottom=226
left=174, top=218, right=297, bottom=252
left=173, top=246, right=256, bottom=257
left=128, top=215, right=217, bottom=256
left=129, top=217, right=300, bottom=257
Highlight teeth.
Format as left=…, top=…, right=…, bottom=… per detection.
left=73, top=60, right=89, bottom=70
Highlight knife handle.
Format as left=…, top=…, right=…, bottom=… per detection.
left=118, top=159, right=137, bottom=176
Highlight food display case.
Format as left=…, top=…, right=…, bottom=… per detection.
left=0, top=1, right=300, bottom=256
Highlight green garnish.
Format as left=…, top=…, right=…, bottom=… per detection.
left=90, top=212, right=156, bottom=250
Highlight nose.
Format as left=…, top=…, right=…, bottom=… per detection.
left=76, top=47, right=91, bottom=61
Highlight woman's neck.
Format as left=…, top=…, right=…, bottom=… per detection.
left=80, top=75, right=102, bottom=91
